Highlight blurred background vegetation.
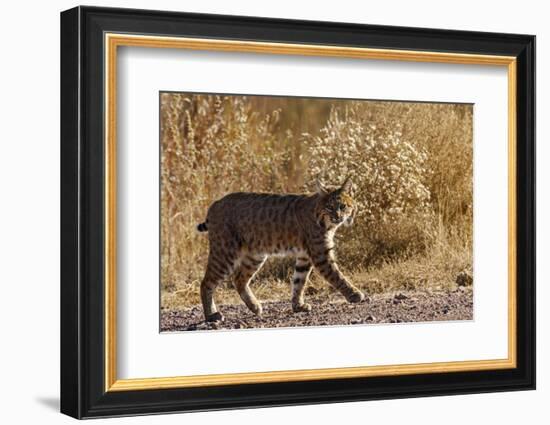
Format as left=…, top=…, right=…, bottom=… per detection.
left=160, top=93, right=473, bottom=310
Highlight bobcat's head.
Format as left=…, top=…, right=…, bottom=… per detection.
left=315, top=177, right=356, bottom=229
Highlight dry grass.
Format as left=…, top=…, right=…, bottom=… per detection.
left=160, top=93, right=473, bottom=311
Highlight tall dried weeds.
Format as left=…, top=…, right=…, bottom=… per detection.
left=160, top=93, right=472, bottom=306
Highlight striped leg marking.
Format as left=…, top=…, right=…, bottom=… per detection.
left=309, top=248, right=365, bottom=303
left=291, top=256, right=313, bottom=313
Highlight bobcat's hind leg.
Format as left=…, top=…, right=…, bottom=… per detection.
left=200, top=248, right=239, bottom=322
left=291, top=255, right=313, bottom=313
left=233, top=254, right=266, bottom=316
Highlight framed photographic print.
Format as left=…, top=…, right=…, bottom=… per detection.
left=60, top=6, right=536, bottom=419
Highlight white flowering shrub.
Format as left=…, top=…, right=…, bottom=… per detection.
left=354, top=101, right=473, bottom=226
left=307, top=104, right=434, bottom=266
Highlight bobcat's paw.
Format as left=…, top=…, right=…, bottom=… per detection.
left=347, top=291, right=365, bottom=304
left=205, top=312, right=224, bottom=322
left=292, top=303, right=312, bottom=313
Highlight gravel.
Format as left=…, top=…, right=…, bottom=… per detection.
left=161, top=287, right=473, bottom=332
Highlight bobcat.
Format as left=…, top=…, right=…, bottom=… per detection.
left=196, top=177, right=365, bottom=322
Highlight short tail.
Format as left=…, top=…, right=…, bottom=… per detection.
left=197, top=222, right=208, bottom=232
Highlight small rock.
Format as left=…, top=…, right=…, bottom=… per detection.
left=365, top=315, right=376, bottom=322
left=394, top=293, right=408, bottom=300
left=456, top=270, right=473, bottom=287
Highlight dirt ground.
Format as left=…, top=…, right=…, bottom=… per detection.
left=160, top=287, right=473, bottom=332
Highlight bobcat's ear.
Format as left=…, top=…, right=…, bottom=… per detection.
left=315, top=178, right=328, bottom=195
left=341, top=176, right=354, bottom=194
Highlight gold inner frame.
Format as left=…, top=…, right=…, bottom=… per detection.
left=104, top=33, right=517, bottom=392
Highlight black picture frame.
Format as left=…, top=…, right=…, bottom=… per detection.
left=61, top=5, right=535, bottom=419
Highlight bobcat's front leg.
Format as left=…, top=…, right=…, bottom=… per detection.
left=308, top=245, right=364, bottom=303
left=291, top=255, right=313, bottom=312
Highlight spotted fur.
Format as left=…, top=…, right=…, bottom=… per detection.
left=197, top=177, right=365, bottom=322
